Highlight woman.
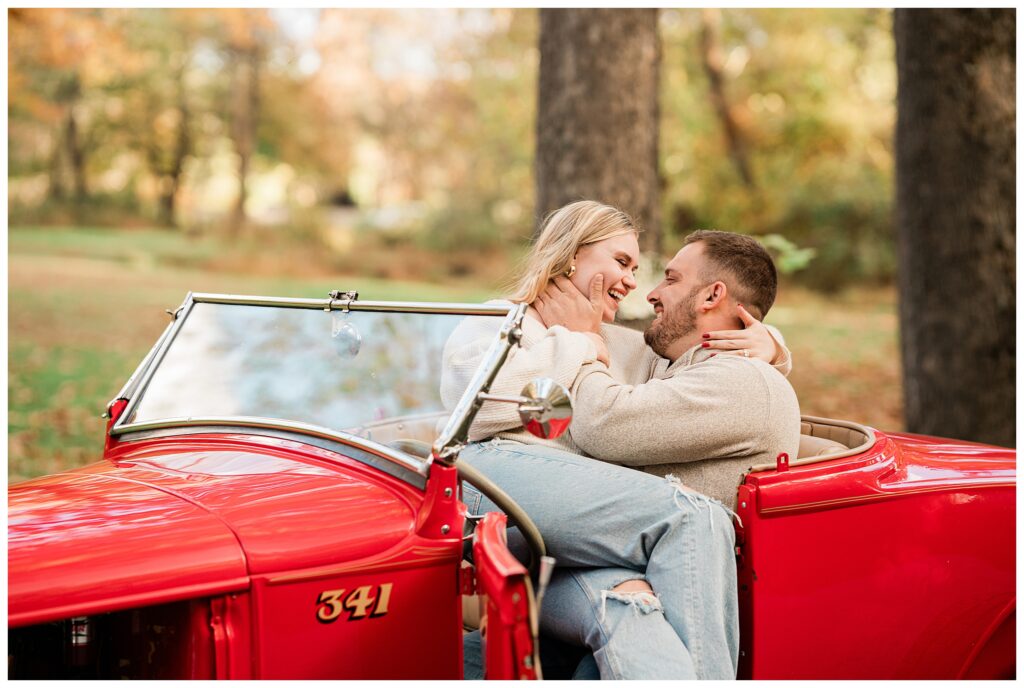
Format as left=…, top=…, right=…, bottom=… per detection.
left=443, top=201, right=790, bottom=680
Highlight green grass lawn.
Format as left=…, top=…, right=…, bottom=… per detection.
left=8, top=225, right=903, bottom=483
left=8, top=226, right=500, bottom=482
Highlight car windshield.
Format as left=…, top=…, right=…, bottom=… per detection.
left=120, top=299, right=506, bottom=440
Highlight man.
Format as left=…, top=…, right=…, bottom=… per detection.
left=460, top=230, right=800, bottom=679
left=559, top=229, right=800, bottom=507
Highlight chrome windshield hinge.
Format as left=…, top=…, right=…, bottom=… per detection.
left=326, top=290, right=359, bottom=313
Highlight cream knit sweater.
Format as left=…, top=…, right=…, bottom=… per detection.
left=440, top=302, right=660, bottom=452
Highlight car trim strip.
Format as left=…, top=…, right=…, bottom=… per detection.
left=8, top=576, right=251, bottom=628
left=757, top=481, right=1016, bottom=514
left=191, top=292, right=514, bottom=315
left=106, top=313, right=177, bottom=416
left=113, top=292, right=197, bottom=430
left=109, top=416, right=431, bottom=480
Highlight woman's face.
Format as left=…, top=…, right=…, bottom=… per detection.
left=569, top=233, right=641, bottom=322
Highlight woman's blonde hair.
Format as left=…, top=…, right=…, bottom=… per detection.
left=508, top=200, right=639, bottom=304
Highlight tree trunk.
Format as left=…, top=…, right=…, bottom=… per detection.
left=229, top=47, right=259, bottom=237
left=160, top=69, right=191, bottom=228
left=67, top=113, right=86, bottom=203
left=700, top=9, right=755, bottom=189
left=536, top=9, right=661, bottom=254
left=894, top=9, right=1015, bottom=447
left=48, top=135, right=66, bottom=202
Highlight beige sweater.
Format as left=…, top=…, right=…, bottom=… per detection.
left=440, top=300, right=799, bottom=506
left=570, top=346, right=801, bottom=508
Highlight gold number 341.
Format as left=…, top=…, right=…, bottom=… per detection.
left=316, top=584, right=393, bottom=623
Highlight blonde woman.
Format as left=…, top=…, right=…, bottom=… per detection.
left=445, top=201, right=792, bottom=680
left=441, top=201, right=788, bottom=449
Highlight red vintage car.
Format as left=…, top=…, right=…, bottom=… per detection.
left=7, top=292, right=1016, bottom=680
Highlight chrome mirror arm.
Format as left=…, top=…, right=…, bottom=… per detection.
left=477, top=392, right=541, bottom=410
left=431, top=303, right=529, bottom=466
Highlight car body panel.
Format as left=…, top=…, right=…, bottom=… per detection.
left=246, top=457, right=466, bottom=680
left=106, top=433, right=424, bottom=575
left=736, top=431, right=1015, bottom=679
left=959, top=605, right=1016, bottom=679
left=8, top=470, right=248, bottom=626
left=8, top=432, right=428, bottom=627
left=250, top=561, right=463, bottom=679
left=749, top=431, right=1015, bottom=514
left=472, top=511, right=539, bottom=680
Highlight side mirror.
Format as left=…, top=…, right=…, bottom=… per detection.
left=518, top=378, right=573, bottom=440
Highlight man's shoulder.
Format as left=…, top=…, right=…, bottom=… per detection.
left=689, top=353, right=801, bottom=447
left=702, top=356, right=800, bottom=426
left=690, top=353, right=792, bottom=389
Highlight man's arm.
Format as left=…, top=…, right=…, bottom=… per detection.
left=568, top=357, right=772, bottom=464
left=765, top=324, right=792, bottom=377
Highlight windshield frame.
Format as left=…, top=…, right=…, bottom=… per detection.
left=108, top=292, right=518, bottom=479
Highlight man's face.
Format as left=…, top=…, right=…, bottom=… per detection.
left=644, top=242, right=708, bottom=358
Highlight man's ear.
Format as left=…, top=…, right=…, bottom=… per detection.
left=699, top=281, right=729, bottom=312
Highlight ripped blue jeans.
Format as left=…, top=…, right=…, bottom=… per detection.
left=460, top=440, right=739, bottom=680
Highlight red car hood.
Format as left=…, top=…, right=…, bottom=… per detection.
left=9, top=433, right=423, bottom=626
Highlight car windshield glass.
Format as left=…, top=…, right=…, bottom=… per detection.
left=123, top=302, right=505, bottom=440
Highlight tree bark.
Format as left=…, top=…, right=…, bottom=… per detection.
left=700, top=9, right=755, bottom=189
left=146, top=66, right=191, bottom=229
left=67, top=113, right=87, bottom=203
left=63, top=75, right=87, bottom=204
left=162, top=68, right=191, bottom=228
left=228, top=46, right=259, bottom=237
left=48, top=135, right=66, bottom=202
left=894, top=9, right=1015, bottom=447
left=536, top=9, right=661, bottom=254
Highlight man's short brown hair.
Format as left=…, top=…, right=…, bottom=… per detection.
left=683, top=229, right=778, bottom=319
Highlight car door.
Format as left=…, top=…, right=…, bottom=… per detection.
left=470, top=511, right=541, bottom=680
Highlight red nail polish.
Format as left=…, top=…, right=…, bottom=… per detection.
left=702, top=333, right=710, bottom=339
left=701, top=342, right=709, bottom=348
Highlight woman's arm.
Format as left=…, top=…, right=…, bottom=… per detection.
left=700, top=304, right=793, bottom=376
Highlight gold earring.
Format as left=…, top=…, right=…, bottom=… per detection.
left=565, top=264, right=576, bottom=278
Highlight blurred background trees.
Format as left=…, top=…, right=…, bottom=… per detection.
left=10, top=8, right=899, bottom=290
left=8, top=8, right=1016, bottom=468
left=660, top=8, right=897, bottom=291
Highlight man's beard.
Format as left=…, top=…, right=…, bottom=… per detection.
left=644, top=287, right=701, bottom=358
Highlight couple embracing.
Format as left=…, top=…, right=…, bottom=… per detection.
left=441, top=200, right=801, bottom=680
